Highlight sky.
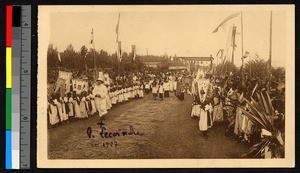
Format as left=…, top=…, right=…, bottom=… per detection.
left=42, top=6, right=287, bottom=67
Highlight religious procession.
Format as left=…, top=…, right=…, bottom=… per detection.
left=47, top=71, right=145, bottom=127
left=47, top=10, right=286, bottom=160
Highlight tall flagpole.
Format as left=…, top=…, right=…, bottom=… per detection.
left=268, top=11, right=273, bottom=93
left=91, top=28, right=97, bottom=80
left=241, top=11, right=244, bottom=85
left=231, top=25, right=236, bottom=64
left=116, top=13, right=120, bottom=76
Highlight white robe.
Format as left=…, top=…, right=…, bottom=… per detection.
left=67, top=97, right=75, bottom=117
left=62, top=97, right=69, bottom=121
left=191, top=104, right=200, bottom=117
left=54, top=100, right=64, bottom=122
left=139, top=86, right=144, bottom=97
left=73, top=97, right=81, bottom=118
left=93, top=84, right=108, bottom=117
left=199, top=103, right=213, bottom=131
left=79, top=97, right=89, bottom=118
left=48, top=103, right=60, bottom=125
left=106, top=91, right=112, bottom=110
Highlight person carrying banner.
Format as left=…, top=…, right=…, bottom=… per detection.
left=198, top=88, right=213, bottom=139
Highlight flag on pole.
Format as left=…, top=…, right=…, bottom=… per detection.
left=242, top=51, right=249, bottom=59
left=90, top=28, right=94, bottom=44
left=231, top=26, right=237, bottom=50
left=116, top=13, right=120, bottom=43
left=58, top=52, right=61, bottom=62
left=216, top=49, right=224, bottom=59
left=212, top=12, right=240, bottom=33
left=117, top=41, right=122, bottom=62
left=132, top=45, right=136, bottom=61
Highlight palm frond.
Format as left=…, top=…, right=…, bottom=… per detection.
left=260, top=92, right=270, bottom=115
left=242, top=138, right=269, bottom=158
left=240, top=91, right=284, bottom=158
left=266, top=92, right=275, bottom=117
left=240, top=106, right=268, bottom=130
left=246, top=97, right=273, bottom=131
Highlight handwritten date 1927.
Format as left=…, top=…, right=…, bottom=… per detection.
left=91, top=141, right=118, bottom=148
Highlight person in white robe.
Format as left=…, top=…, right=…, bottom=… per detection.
left=163, top=81, right=170, bottom=97
left=72, top=92, right=81, bottom=119
left=48, top=99, right=60, bottom=126
left=53, top=96, right=64, bottom=123
left=198, top=98, right=213, bottom=139
left=93, top=78, right=108, bottom=118
left=79, top=95, right=89, bottom=118
left=67, top=93, right=75, bottom=121
left=173, top=80, right=177, bottom=93
left=61, top=96, right=69, bottom=122
left=197, top=86, right=213, bottom=139
left=111, top=87, right=117, bottom=105
left=168, top=81, right=173, bottom=95
left=139, top=84, right=144, bottom=98
left=212, top=88, right=223, bottom=123
left=191, top=95, right=201, bottom=118
left=117, top=87, right=122, bottom=103
left=88, top=93, right=97, bottom=115
left=158, top=82, right=164, bottom=100
left=152, top=82, right=158, bottom=100
left=85, top=94, right=92, bottom=116
left=105, top=88, right=112, bottom=110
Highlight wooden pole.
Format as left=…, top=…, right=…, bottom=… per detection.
left=241, top=11, right=244, bottom=85
left=268, top=11, right=273, bottom=93
left=84, top=56, right=88, bottom=75
left=231, top=25, right=236, bottom=64
left=93, top=40, right=97, bottom=81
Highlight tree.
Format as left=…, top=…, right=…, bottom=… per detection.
left=215, top=61, right=238, bottom=77
left=158, top=57, right=171, bottom=72
left=62, top=44, right=80, bottom=70
left=244, top=59, right=269, bottom=81
left=47, top=44, right=59, bottom=69
left=47, top=44, right=59, bottom=83
left=272, top=67, right=285, bottom=82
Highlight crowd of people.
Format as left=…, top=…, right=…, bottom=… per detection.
left=47, top=68, right=195, bottom=127
left=47, top=66, right=286, bottom=153
left=190, top=69, right=285, bottom=146
left=47, top=73, right=144, bottom=128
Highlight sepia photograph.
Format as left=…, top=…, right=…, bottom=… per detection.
left=37, top=5, right=295, bottom=168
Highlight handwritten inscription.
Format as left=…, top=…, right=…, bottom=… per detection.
left=91, top=141, right=118, bottom=148
left=87, top=121, right=143, bottom=139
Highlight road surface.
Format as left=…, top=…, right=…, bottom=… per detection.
left=48, top=92, right=249, bottom=159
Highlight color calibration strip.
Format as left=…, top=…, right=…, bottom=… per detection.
left=6, top=5, right=13, bottom=169
left=6, top=5, right=31, bottom=169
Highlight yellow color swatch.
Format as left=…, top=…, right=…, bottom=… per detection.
left=6, top=47, right=12, bottom=88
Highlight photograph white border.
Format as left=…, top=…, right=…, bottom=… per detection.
left=37, top=5, right=295, bottom=168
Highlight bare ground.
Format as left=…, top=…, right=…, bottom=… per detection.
left=48, top=92, right=249, bottom=159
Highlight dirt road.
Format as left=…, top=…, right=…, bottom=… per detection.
left=48, top=92, right=248, bottom=159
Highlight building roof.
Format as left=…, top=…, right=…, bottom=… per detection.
left=169, top=66, right=187, bottom=70
left=179, top=57, right=213, bottom=61
left=143, top=62, right=161, bottom=65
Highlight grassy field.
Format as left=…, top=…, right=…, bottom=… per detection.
left=48, top=93, right=249, bottom=159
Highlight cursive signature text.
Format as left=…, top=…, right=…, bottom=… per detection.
left=87, top=121, right=143, bottom=139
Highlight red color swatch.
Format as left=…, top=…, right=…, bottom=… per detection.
left=6, top=6, right=12, bottom=47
